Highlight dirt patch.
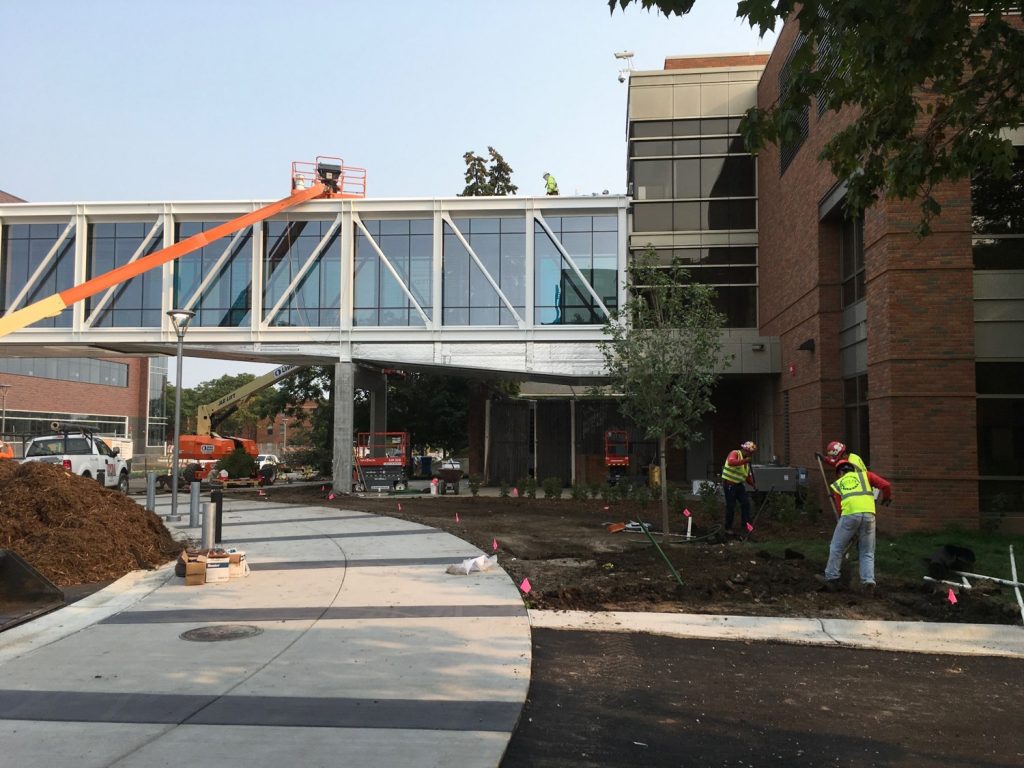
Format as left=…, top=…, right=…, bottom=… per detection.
left=0, top=462, right=180, bottom=587
left=260, top=485, right=1020, bottom=625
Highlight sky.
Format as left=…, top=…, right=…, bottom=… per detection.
left=1, top=0, right=774, bottom=387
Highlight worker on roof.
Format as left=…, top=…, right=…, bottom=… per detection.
left=543, top=172, right=559, bottom=196
left=823, top=440, right=867, bottom=472
left=820, top=460, right=892, bottom=594
left=721, top=441, right=757, bottom=535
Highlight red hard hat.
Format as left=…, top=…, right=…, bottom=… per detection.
left=825, top=441, right=846, bottom=459
left=835, top=460, right=858, bottom=474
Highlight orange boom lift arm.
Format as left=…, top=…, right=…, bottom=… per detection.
left=0, top=157, right=366, bottom=338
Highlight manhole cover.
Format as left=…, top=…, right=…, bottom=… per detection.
left=179, top=624, right=264, bottom=642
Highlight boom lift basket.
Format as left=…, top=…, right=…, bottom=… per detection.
left=291, top=156, right=367, bottom=198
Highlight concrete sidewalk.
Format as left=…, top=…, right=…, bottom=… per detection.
left=0, top=497, right=532, bottom=768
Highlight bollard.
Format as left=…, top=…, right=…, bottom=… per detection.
left=189, top=481, right=201, bottom=528
left=145, top=471, right=157, bottom=512
left=211, top=489, right=224, bottom=544
left=201, top=502, right=215, bottom=550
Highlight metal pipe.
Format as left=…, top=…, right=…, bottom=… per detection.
left=145, top=470, right=156, bottom=512
left=189, top=481, right=201, bottom=527
left=169, top=331, right=185, bottom=519
left=201, top=503, right=215, bottom=550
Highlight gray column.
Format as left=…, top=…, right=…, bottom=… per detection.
left=332, top=361, right=355, bottom=494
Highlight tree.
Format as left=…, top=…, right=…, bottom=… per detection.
left=261, top=367, right=335, bottom=474
left=599, top=248, right=726, bottom=537
left=459, top=146, right=518, bottom=196
left=610, top=1, right=1024, bottom=234
left=386, top=372, right=471, bottom=457
left=166, top=373, right=281, bottom=437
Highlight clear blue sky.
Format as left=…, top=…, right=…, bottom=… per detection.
left=1, top=0, right=773, bottom=385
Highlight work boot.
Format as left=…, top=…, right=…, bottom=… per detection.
left=859, top=581, right=877, bottom=598
left=815, top=575, right=842, bottom=593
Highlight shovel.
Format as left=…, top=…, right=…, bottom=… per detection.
left=741, top=486, right=775, bottom=541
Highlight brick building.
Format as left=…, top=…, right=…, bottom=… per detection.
left=629, top=35, right=1024, bottom=531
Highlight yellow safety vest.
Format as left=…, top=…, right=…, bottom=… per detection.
left=830, top=469, right=876, bottom=516
left=847, top=452, right=867, bottom=472
left=721, top=451, right=750, bottom=485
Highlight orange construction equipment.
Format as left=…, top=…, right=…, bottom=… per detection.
left=0, top=157, right=366, bottom=339
left=354, top=432, right=409, bottom=492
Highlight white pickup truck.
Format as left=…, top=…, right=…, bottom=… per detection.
left=22, top=429, right=131, bottom=493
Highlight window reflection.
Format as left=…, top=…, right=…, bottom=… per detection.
left=354, top=219, right=432, bottom=327
left=1, top=222, right=76, bottom=327
left=173, top=221, right=253, bottom=327
left=442, top=218, right=525, bottom=326
left=534, top=217, right=618, bottom=325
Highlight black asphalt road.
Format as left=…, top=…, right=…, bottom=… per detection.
left=502, top=629, right=1023, bottom=768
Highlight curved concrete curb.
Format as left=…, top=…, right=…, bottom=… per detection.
left=529, top=610, right=1024, bottom=659
left=0, top=565, right=175, bottom=665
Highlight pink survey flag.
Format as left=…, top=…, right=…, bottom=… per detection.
left=683, top=508, right=692, bottom=518
left=328, top=492, right=336, bottom=501
left=948, top=588, right=958, bottom=605
left=455, top=512, right=460, bottom=523
left=511, top=487, right=519, bottom=497
left=397, top=502, right=402, bottom=512
left=520, top=577, right=532, bottom=594
left=492, top=538, right=498, bottom=551
left=746, top=522, right=754, bottom=532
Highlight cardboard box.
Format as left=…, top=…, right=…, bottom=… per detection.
left=183, top=552, right=208, bottom=587
left=205, top=554, right=230, bottom=583
left=227, top=548, right=249, bottom=579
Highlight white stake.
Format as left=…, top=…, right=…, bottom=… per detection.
left=1010, top=545, right=1024, bottom=626
left=686, top=516, right=692, bottom=540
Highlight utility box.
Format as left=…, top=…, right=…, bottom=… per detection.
left=750, top=465, right=805, bottom=494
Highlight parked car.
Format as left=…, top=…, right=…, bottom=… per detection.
left=23, top=426, right=131, bottom=493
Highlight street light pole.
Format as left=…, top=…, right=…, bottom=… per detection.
left=0, top=384, right=10, bottom=437
left=166, top=309, right=195, bottom=521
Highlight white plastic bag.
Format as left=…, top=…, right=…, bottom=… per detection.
left=446, top=554, right=498, bottom=575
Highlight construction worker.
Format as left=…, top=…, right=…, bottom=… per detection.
left=721, top=441, right=757, bottom=534
left=821, top=460, right=892, bottom=593
left=543, top=172, right=559, bottom=196
left=823, top=440, right=867, bottom=472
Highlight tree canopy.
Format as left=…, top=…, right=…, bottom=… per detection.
left=459, top=147, right=518, bottom=196
left=168, top=373, right=281, bottom=437
left=599, top=249, right=726, bottom=533
left=610, top=1, right=1024, bottom=234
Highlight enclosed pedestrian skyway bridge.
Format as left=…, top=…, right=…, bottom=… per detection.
left=0, top=195, right=635, bottom=381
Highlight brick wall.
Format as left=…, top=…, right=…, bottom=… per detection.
left=756, top=20, right=980, bottom=531
left=2, top=357, right=149, bottom=432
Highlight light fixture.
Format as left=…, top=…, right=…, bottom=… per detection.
left=751, top=343, right=765, bottom=352
left=166, top=309, right=195, bottom=521
left=797, top=338, right=816, bottom=353
left=614, top=50, right=634, bottom=84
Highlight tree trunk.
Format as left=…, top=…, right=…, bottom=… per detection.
left=659, top=433, right=669, bottom=539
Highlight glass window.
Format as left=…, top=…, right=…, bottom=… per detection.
left=87, top=221, right=163, bottom=327
left=673, top=139, right=701, bottom=156
left=633, top=160, right=673, bottom=200
left=0, top=357, right=128, bottom=387
left=973, top=238, right=1022, bottom=269
left=631, top=121, right=673, bottom=138
left=533, top=217, right=617, bottom=325
left=442, top=218, right=525, bottom=326
left=673, top=159, right=701, bottom=199
left=840, top=211, right=866, bottom=307
left=355, top=219, right=433, bottom=326
left=673, top=119, right=701, bottom=137
left=843, top=374, right=870, bottom=466
left=632, top=203, right=673, bottom=232
left=972, top=147, right=1024, bottom=235
left=630, top=140, right=673, bottom=158
left=174, top=221, right=254, bottom=327
left=1, top=222, right=76, bottom=327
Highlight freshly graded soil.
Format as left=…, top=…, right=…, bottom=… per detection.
left=260, top=484, right=1021, bottom=625
left=0, top=462, right=180, bottom=587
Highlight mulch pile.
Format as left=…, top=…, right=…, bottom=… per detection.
left=0, top=462, right=180, bottom=586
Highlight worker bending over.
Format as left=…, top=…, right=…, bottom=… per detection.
left=721, top=440, right=757, bottom=534
left=822, top=460, right=892, bottom=593
left=543, top=172, right=559, bottom=195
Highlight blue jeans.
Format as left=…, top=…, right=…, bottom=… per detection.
left=723, top=482, right=751, bottom=530
left=825, top=513, right=876, bottom=584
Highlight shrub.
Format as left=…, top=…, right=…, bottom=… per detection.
left=542, top=477, right=563, bottom=500
left=634, top=483, right=651, bottom=509
left=499, top=480, right=510, bottom=498
left=766, top=491, right=798, bottom=524
left=697, top=480, right=723, bottom=520
left=468, top=474, right=481, bottom=497
left=571, top=483, right=589, bottom=501
left=588, top=481, right=602, bottom=500
left=215, top=447, right=256, bottom=479
left=667, top=484, right=689, bottom=515
left=521, top=476, right=538, bottom=500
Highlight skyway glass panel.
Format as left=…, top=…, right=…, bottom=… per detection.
left=264, top=219, right=340, bottom=327
left=1, top=222, right=75, bottom=328
left=86, top=222, right=163, bottom=327
left=354, top=219, right=432, bottom=327
left=534, top=216, right=617, bottom=325
left=443, top=217, right=524, bottom=326
left=174, top=222, right=253, bottom=327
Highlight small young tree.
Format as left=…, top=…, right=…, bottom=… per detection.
left=459, top=147, right=518, bottom=196
left=599, top=248, right=727, bottom=537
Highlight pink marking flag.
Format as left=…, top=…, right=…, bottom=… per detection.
left=455, top=512, right=460, bottom=523
left=746, top=522, right=754, bottom=533
left=603, top=505, right=610, bottom=513
left=520, top=577, right=532, bottom=594
left=511, top=487, right=519, bottom=498
left=328, top=492, right=336, bottom=501
left=397, top=502, right=402, bottom=512
left=683, top=508, right=692, bottom=518
left=492, top=538, right=499, bottom=552
left=948, top=588, right=958, bottom=605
